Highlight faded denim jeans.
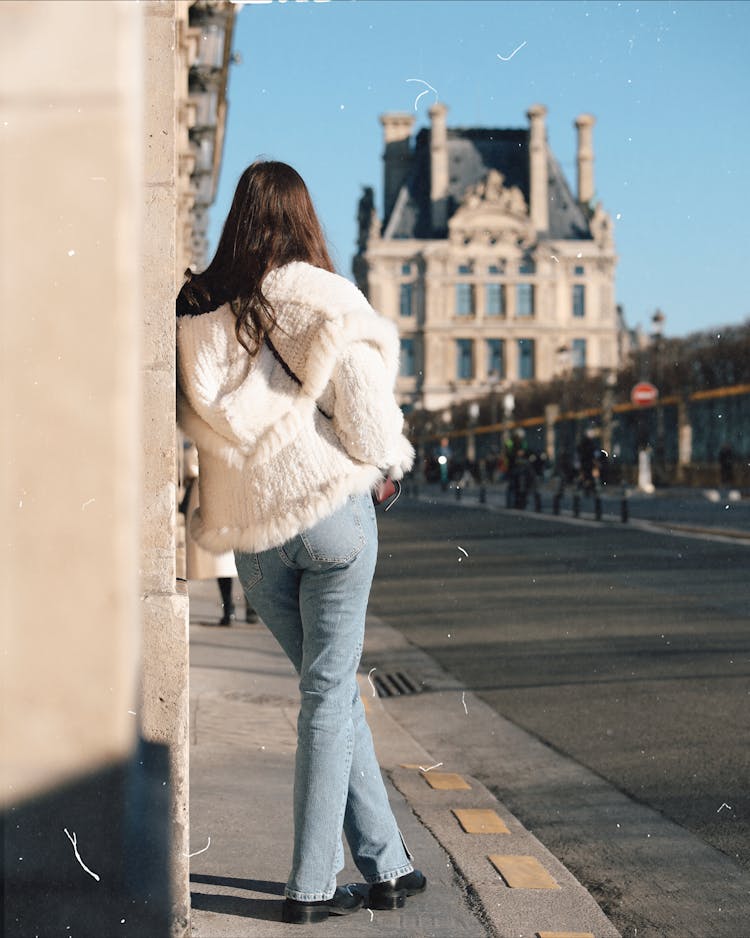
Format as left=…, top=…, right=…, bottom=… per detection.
left=235, top=493, right=413, bottom=902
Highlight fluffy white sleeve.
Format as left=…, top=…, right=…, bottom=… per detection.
left=330, top=342, right=415, bottom=479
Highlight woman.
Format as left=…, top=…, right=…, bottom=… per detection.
left=176, top=160, right=425, bottom=924
left=180, top=441, right=257, bottom=626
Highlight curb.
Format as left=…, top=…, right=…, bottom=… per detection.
left=358, top=648, right=620, bottom=938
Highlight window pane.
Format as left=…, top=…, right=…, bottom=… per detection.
left=516, top=283, right=534, bottom=317
left=456, top=282, right=475, bottom=316
left=571, top=338, right=586, bottom=368
left=401, top=262, right=412, bottom=275
left=399, top=283, right=413, bottom=317
left=518, top=338, right=535, bottom=380
left=400, top=338, right=416, bottom=376
left=574, top=264, right=585, bottom=275
left=456, top=339, right=474, bottom=379
left=486, top=339, right=505, bottom=379
left=572, top=283, right=585, bottom=318
left=457, top=263, right=472, bottom=275
left=488, top=263, right=505, bottom=275
left=486, top=283, right=505, bottom=317
left=519, top=259, right=536, bottom=275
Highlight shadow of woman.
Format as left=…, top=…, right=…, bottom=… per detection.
left=190, top=874, right=286, bottom=922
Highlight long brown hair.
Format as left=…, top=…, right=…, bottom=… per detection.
left=177, top=160, right=335, bottom=355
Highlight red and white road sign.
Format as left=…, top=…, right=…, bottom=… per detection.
left=631, top=382, right=659, bottom=406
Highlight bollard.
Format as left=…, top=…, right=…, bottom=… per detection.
left=595, top=495, right=602, bottom=520
left=455, top=485, right=462, bottom=501
left=573, top=493, right=581, bottom=517
left=621, top=496, right=628, bottom=523
left=553, top=493, right=561, bottom=515
left=479, top=484, right=486, bottom=504
left=534, top=491, right=542, bottom=513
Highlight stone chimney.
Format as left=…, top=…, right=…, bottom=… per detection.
left=526, top=104, right=549, bottom=234
left=429, top=101, right=449, bottom=232
left=575, top=113, right=596, bottom=206
left=379, top=112, right=415, bottom=223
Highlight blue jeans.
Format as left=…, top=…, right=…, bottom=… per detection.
left=235, top=493, right=413, bottom=901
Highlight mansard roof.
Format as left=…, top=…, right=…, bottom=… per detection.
left=384, top=125, right=591, bottom=241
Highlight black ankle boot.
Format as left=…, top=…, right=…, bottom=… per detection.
left=217, top=577, right=235, bottom=625
left=367, top=869, right=426, bottom=910
left=219, top=604, right=235, bottom=626
left=282, top=886, right=364, bottom=924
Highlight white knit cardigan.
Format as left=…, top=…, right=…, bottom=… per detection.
left=176, top=261, right=415, bottom=554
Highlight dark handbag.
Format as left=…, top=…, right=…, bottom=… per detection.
left=372, top=476, right=401, bottom=510
left=264, top=335, right=401, bottom=510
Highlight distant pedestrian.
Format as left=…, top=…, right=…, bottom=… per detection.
left=718, top=442, right=734, bottom=487
left=577, top=431, right=597, bottom=495
left=176, top=160, right=425, bottom=924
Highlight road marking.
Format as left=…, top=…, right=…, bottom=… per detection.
left=413, top=493, right=750, bottom=546
left=489, top=854, right=560, bottom=889
left=537, top=932, right=595, bottom=938
left=453, top=808, right=509, bottom=834
left=421, top=771, right=471, bottom=790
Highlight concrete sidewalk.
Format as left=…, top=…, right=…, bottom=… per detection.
left=188, top=578, right=619, bottom=938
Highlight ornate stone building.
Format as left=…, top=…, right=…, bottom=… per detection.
left=354, top=104, right=621, bottom=414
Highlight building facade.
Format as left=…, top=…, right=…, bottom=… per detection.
left=354, top=104, right=621, bottom=414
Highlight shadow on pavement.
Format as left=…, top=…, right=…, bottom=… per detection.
left=191, top=890, right=283, bottom=923
left=190, top=873, right=285, bottom=895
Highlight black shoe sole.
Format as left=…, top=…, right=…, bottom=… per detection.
left=282, top=895, right=364, bottom=924
left=366, top=889, right=406, bottom=911
left=282, top=903, right=329, bottom=924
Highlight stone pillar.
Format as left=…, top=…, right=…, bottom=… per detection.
left=380, top=112, right=414, bottom=223
left=1, top=0, right=141, bottom=818
left=1, top=2, right=168, bottom=935
left=429, top=102, right=449, bottom=232
left=575, top=113, right=596, bottom=206
left=140, top=3, right=191, bottom=936
left=676, top=396, right=693, bottom=484
left=526, top=104, right=549, bottom=234
left=545, top=404, right=560, bottom=461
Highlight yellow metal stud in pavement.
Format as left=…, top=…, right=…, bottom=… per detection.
left=489, top=855, right=560, bottom=889
left=421, top=771, right=472, bottom=790
left=452, top=808, right=510, bottom=834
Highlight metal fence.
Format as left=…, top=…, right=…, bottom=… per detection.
left=419, top=385, right=750, bottom=487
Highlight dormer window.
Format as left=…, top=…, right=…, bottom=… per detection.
left=519, top=259, right=536, bottom=275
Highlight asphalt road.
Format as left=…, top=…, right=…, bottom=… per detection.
left=368, top=491, right=749, bottom=933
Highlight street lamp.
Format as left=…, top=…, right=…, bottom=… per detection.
left=651, top=309, right=666, bottom=483
left=502, top=391, right=515, bottom=446
left=556, top=343, right=571, bottom=376
left=467, top=401, right=480, bottom=464
left=602, top=370, right=617, bottom=454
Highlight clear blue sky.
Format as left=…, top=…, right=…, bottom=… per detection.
left=209, top=0, right=750, bottom=338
